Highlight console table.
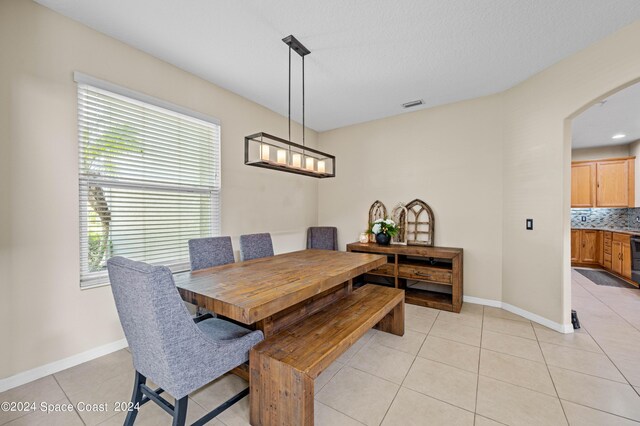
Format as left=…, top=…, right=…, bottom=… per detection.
left=347, top=242, right=463, bottom=312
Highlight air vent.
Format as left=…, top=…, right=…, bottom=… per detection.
left=402, top=99, right=424, bottom=109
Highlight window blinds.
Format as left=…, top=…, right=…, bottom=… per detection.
left=77, top=78, right=220, bottom=287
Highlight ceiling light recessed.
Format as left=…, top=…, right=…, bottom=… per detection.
left=612, top=133, right=627, bottom=139
left=402, top=99, right=424, bottom=109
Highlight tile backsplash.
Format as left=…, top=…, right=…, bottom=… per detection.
left=571, top=208, right=640, bottom=230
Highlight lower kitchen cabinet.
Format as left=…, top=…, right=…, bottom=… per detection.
left=572, top=229, right=634, bottom=283
left=571, top=229, right=600, bottom=265
left=612, top=240, right=623, bottom=275
left=571, top=230, right=581, bottom=263
left=603, top=231, right=612, bottom=270
left=612, top=233, right=632, bottom=279
left=623, top=243, right=632, bottom=279
left=580, top=230, right=600, bottom=264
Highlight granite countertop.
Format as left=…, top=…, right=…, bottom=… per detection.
left=572, top=227, right=640, bottom=236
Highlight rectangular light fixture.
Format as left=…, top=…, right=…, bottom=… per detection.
left=244, top=35, right=336, bottom=179
left=245, top=132, right=335, bottom=178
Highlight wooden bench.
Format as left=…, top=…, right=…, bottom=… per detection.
left=249, top=284, right=404, bottom=426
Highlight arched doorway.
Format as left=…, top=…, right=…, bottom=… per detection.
left=564, top=76, right=640, bottom=329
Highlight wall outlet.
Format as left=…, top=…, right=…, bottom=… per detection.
left=581, top=216, right=587, bottom=222
left=526, top=218, right=533, bottom=230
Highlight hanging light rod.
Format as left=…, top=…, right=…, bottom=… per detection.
left=282, top=35, right=310, bottom=57
left=244, top=34, right=336, bottom=178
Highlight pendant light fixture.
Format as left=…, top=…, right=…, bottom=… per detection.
left=245, top=35, right=335, bottom=178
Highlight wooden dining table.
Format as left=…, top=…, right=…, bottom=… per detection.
left=174, top=249, right=386, bottom=337
left=175, top=249, right=389, bottom=425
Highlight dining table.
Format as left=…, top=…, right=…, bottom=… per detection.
left=174, top=248, right=386, bottom=337
left=174, top=248, right=390, bottom=425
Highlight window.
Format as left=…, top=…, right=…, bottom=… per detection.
left=76, top=73, right=221, bottom=287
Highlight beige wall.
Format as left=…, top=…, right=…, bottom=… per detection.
left=501, top=21, right=640, bottom=325
left=319, top=20, right=640, bottom=327
left=0, top=1, right=11, bottom=382
left=5, top=0, right=640, bottom=383
left=317, top=96, right=504, bottom=302
left=0, top=0, right=318, bottom=379
left=571, top=145, right=630, bottom=161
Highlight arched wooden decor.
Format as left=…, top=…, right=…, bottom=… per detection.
left=368, top=200, right=387, bottom=242
left=391, top=202, right=408, bottom=245
left=405, top=199, right=434, bottom=246
left=368, top=200, right=387, bottom=224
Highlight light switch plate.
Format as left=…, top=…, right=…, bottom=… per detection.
left=526, top=219, right=533, bottom=230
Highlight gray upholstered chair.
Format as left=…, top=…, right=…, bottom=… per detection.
left=107, top=257, right=263, bottom=426
left=306, top=227, right=338, bottom=251
left=188, top=236, right=235, bottom=271
left=239, top=233, right=274, bottom=261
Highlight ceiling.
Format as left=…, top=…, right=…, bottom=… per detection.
left=572, top=81, right=640, bottom=148
left=36, top=0, right=640, bottom=132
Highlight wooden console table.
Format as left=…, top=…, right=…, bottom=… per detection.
left=347, top=242, right=463, bottom=312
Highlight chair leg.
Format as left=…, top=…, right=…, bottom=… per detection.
left=172, top=396, right=188, bottom=426
left=124, top=371, right=146, bottom=426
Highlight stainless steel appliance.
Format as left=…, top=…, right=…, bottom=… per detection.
left=630, top=236, right=640, bottom=284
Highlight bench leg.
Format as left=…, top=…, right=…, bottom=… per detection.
left=375, top=300, right=404, bottom=336
left=250, top=350, right=314, bottom=426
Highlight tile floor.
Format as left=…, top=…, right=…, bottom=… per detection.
left=3, top=270, right=640, bottom=425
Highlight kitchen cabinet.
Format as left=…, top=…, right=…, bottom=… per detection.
left=612, top=233, right=632, bottom=279
left=571, top=163, right=596, bottom=207
left=597, top=160, right=634, bottom=207
left=571, top=158, right=635, bottom=208
left=571, top=230, right=581, bottom=262
left=580, top=230, right=600, bottom=264
left=612, top=240, right=623, bottom=275
left=571, top=229, right=600, bottom=265
left=572, top=229, right=635, bottom=285
left=623, top=242, right=632, bottom=279
left=603, top=231, right=612, bottom=270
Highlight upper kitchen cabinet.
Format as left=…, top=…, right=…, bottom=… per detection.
left=596, top=159, right=634, bottom=207
left=571, top=162, right=595, bottom=207
left=571, top=157, right=635, bottom=208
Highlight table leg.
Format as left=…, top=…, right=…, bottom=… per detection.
left=253, top=283, right=351, bottom=338
left=230, top=364, right=250, bottom=381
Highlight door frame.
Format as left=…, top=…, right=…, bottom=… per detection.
left=564, top=76, right=640, bottom=326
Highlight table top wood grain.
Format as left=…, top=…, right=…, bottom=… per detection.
left=175, top=249, right=386, bottom=325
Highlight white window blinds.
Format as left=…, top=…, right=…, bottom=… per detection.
left=76, top=75, right=221, bottom=287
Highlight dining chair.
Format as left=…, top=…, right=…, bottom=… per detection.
left=306, top=226, right=338, bottom=251
left=239, top=233, right=274, bottom=261
left=107, top=256, right=264, bottom=426
left=188, top=236, right=235, bottom=271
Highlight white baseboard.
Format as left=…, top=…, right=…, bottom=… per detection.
left=463, top=296, right=573, bottom=334
left=462, top=295, right=502, bottom=308
left=0, top=295, right=573, bottom=393
left=0, top=338, right=128, bottom=393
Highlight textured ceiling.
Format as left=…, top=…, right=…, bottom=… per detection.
left=572, top=82, right=640, bottom=149
left=36, top=0, right=640, bottom=131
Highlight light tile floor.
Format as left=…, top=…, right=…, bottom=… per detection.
left=3, top=270, right=640, bottom=425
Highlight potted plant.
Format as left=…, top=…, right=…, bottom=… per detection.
left=367, top=218, right=399, bottom=246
